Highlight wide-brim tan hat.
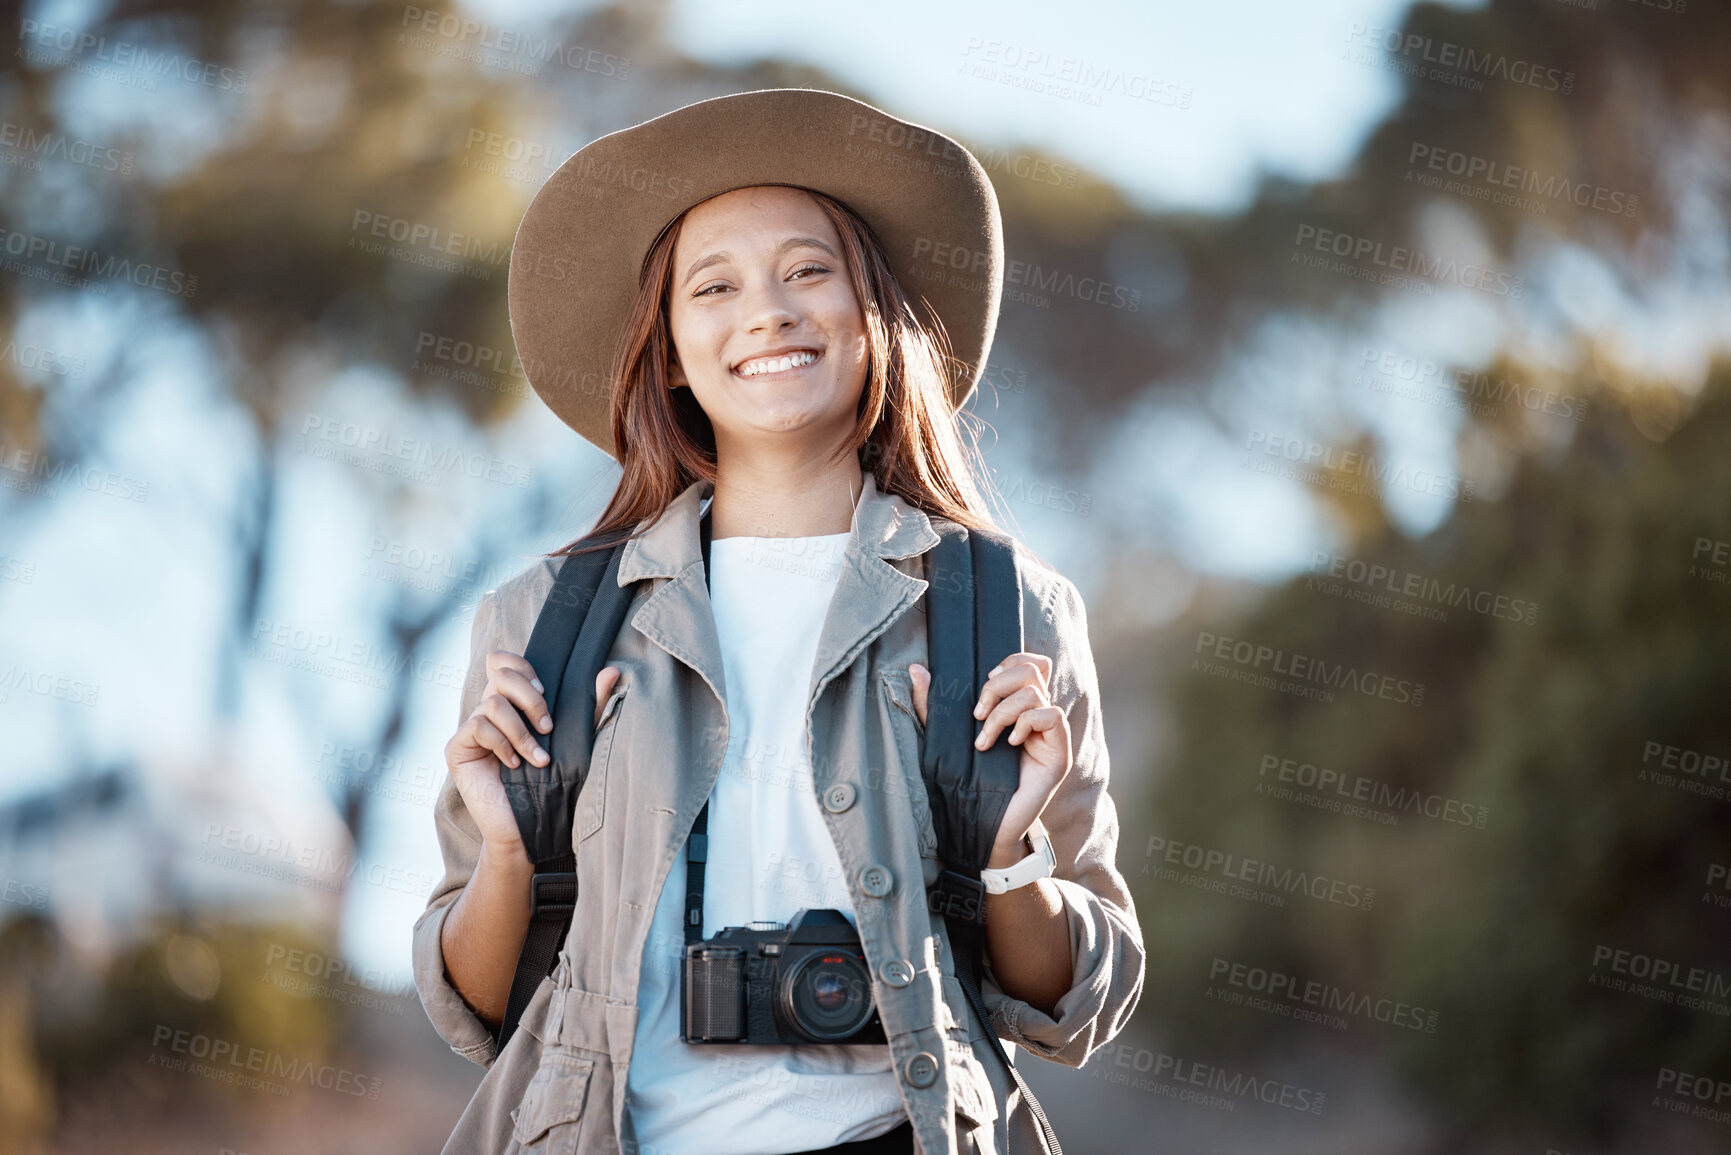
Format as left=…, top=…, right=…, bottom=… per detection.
left=506, top=87, right=1004, bottom=460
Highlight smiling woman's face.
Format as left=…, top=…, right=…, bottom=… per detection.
left=665, top=185, right=870, bottom=459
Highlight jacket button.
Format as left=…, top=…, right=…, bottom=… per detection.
left=859, top=864, right=894, bottom=898
left=880, top=959, right=915, bottom=988
left=904, top=1051, right=938, bottom=1088
left=823, top=783, right=857, bottom=813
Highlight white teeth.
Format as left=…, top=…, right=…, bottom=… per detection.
left=737, top=350, right=818, bottom=377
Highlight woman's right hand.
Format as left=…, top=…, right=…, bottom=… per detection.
left=444, top=654, right=622, bottom=856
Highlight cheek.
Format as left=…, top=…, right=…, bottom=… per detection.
left=668, top=305, right=725, bottom=367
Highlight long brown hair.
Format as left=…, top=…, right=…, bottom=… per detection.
left=547, top=185, right=1006, bottom=557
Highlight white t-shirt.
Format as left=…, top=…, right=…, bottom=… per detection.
left=624, top=527, right=907, bottom=1154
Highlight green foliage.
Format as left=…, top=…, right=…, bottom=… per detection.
left=1143, top=363, right=1731, bottom=1142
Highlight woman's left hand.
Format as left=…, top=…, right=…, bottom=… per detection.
left=908, top=654, right=1071, bottom=865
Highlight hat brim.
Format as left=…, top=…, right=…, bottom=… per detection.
left=506, top=88, right=1004, bottom=460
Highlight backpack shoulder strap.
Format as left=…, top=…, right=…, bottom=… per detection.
left=922, top=518, right=1064, bottom=1155
left=494, top=530, right=634, bottom=1053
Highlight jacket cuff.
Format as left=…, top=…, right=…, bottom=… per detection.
left=980, top=876, right=1145, bottom=1068
left=411, top=892, right=501, bottom=1068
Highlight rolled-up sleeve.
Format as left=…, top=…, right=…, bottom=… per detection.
left=411, top=588, right=506, bottom=1068
left=980, top=571, right=1145, bottom=1068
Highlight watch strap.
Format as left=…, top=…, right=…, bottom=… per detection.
left=979, top=820, right=1056, bottom=894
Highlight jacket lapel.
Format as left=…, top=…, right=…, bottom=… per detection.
left=809, top=472, right=941, bottom=705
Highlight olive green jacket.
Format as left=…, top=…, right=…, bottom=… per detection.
left=412, top=472, right=1144, bottom=1154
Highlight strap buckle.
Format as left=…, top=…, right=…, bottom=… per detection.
left=927, top=868, right=986, bottom=925
left=530, top=870, right=577, bottom=918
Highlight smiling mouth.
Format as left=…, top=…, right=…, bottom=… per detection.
left=733, top=349, right=823, bottom=378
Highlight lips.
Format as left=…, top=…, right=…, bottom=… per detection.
left=733, top=348, right=822, bottom=378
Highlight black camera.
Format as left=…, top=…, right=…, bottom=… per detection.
left=681, top=908, right=886, bottom=1045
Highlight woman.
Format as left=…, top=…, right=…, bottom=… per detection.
left=412, top=89, right=1144, bottom=1155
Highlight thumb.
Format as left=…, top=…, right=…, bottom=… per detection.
left=593, top=666, right=621, bottom=728
left=907, top=663, right=929, bottom=728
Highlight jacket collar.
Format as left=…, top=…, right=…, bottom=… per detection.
left=616, top=469, right=940, bottom=583
left=614, top=470, right=942, bottom=714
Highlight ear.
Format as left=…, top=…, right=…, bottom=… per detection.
left=668, top=358, right=689, bottom=390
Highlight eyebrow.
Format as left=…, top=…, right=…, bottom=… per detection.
left=680, top=236, right=840, bottom=288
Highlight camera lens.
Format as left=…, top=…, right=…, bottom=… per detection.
left=780, top=951, right=874, bottom=1042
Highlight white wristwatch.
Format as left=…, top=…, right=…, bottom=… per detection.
left=979, top=819, right=1057, bottom=894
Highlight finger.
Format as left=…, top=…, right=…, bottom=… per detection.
left=477, top=691, right=550, bottom=767
left=593, top=666, right=621, bottom=729
left=907, top=663, right=929, bottom=728
left=461, top=714, right=517, bottom=771
left=973, top=653, right=1052, bottom=721
left=974, top=684, right=1046, bottom=750
left=1005, top=704, right=1066, bottom=748
left=487, top=653, right=553, bottom=733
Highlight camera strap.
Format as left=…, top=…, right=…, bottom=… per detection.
left=683, top=507, right=714, bottom=947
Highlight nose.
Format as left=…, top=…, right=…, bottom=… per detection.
left=741, top=277, right=799, bottom=336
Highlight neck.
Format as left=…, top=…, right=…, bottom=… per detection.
left=709, top=446, right=862, bottom=540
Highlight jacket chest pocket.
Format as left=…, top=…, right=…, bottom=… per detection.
left=509, top=1046, right=595, bottom=1153
left=878, top=668, right=937, bottom=861
left=573, top=680, right=629, bottom=844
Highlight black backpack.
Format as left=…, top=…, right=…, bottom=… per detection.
left=494, top=501, right=1061, bottom=1153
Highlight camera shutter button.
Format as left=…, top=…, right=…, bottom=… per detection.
left=823, top=783, right=857, bottom=813
left=904, top=1051, right=939, bottom=1088
left=880, top=959, right=915, bottom=987
left=859, top=864, right=894, bottom=897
